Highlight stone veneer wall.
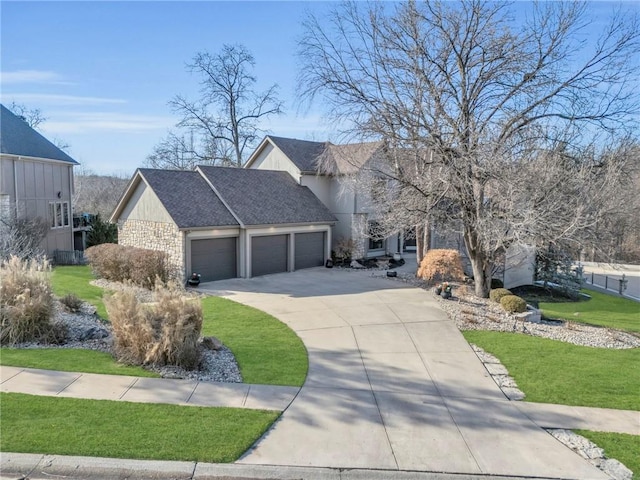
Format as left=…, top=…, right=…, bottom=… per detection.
left=118, top=219, right=185, bottom=281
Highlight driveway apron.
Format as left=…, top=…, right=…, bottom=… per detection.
left=199, top=268, right=608, bottom=479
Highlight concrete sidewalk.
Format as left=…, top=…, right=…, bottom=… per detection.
left=0, top=366, right=298, bottom=411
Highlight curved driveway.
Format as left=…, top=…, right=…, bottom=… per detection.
left=200, top=267, right=608, bottom=479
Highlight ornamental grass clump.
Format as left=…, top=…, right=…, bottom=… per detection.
left=0, top=256, right=64, bottom=345
left=105, top=282, right=203, bottom=369
left=417, top=249, right=465, bottom=283
left=500, top=295, right=528, bottom=314
left=489, top=288, right=513, bottom=303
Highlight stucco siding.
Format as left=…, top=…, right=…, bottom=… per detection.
left=118, top=219, right=185, bottom=280
left=250, top=143, right=300, bottom=179
left=301, top=174, right=332, bottom=208
left=119, top=181, right=173, bottom=224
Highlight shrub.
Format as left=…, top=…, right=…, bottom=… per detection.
left=105, top=283, right=203, bottom=369
left=0, top=256, right=60, bottom=345
left=86, top=244, right=170, bottom=288
left=500, top=294, right=528, bottom=313
left=85, top=243, right=130, bottom=282
left=491, top=278, right=504, bottom=289
left=129, top=249, right=169, bottom=289
left=489, top=288, right=513, bottom=303
left=417, top=249, right=465, bottom=283
left=86, top=214, right=118, bottom=247
left=60, top=293, right=83, bottom=313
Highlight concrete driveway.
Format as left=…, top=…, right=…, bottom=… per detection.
left=200, top=267, right=608, bottom=479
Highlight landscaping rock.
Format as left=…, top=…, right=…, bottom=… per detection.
left=350, top=260, right=365, bottom=269
left=548, top=429, right=633, bottom=480
left=201, top=336, right=223, bottom=351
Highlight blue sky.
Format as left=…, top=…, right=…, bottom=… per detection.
left=1, top=1, right=638, bottom=176
left=1, top=1, right=336, bottom=175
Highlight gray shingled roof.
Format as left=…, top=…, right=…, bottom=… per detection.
left=198, top=166, right=337, bottom=226
left=267, top=136, right=327, bottom=173
left=0, top=104, right=78, bottom=164
left=267, top=135, right=383, bottom=175
left=138, top=168, right=239, bottom=229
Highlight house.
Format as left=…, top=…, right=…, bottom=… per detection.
left=0, top=104, right=78, bottom=257
left=110, top=166, right=336, bottom=281
left=245, top=136, right=405, bottom=259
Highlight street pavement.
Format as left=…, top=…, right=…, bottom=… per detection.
left=2, top=266, right=637, bottom=480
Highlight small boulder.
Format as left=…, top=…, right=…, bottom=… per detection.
left=350, top=260, right=365, bottom=269
left=201, top=336, right=223, bottom=351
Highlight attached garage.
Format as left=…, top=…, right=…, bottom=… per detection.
left=191, top=237, right=237, bottom=282
left=251, top=234, right=288, bottom=277
left=295, top=232, right=325, bottom=270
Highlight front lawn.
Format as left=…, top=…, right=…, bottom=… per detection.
left=0, top=348, right=158, bottom=377
left=0, top=392, right=278, bottom=462
left=462, top=331, right=639, bottom=411
left=202, top=297, right=308, bottom=386
left=514, top=286, right=640, bottom=333
left=539, top=290, right=640, bottom=333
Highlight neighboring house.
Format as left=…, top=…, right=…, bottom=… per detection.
left=245, top=136, right=405, bottom=259
left=110, top=166, right=336, bottom=281
left=0, top=104, right=78, bottom=257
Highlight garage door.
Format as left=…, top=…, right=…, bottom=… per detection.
left=251, top=235, right=288, bottom=277
left=295, top=232, right=325, bottom=270
left=191, top=237, right=237, bottom=282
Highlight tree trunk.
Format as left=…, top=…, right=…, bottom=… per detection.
left=415, top=221, right=431, bottom=266
left=469, top=252, right=492, bottom=298
left=463, top=224, right=492, bottom=298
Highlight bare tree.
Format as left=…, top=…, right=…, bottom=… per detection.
left=144, top=129, right=214, bottom=170
left=299, top=0, right=639, bottom=297
left=0, top=205, right=48, bottom=261
left=8, top=101, right=46, bottom=129
left=73, top=169, right=129, bottom=219
left=159, top=44, right=283, bottom=168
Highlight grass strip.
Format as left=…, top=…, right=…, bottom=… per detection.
left=539, top=290, right=640, bottom=333
left=462, top=330, right=639, bottom=411
left=0, top=392, right=279, bottom=462
left=575, top=430, right=639, bottom=479
left=0, top=348, right=158, bottom=377
left=51, top=266, right=108, bottom=319
left=201, top=296, right=308, bottom=386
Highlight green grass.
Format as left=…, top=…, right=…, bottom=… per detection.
left=539, top=289, right=640, bottom=333
left=576, top=431, right=640, bottom=479
left=51, top=266, right=108, bottom=319
left=0, top=348, right=159, bottom=377
left=202, top=296, right=308, bottom=386
left=462, top=331, right=640, bottom=411
left=0, top=392, right=279, bottom=462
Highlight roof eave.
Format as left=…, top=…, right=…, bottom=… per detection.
left=0, top=152, right=79, bottom=166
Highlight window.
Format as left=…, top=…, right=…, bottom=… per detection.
left=50, top=201, right=70, bottom=228
left=368, top=221, right=384, bottom=250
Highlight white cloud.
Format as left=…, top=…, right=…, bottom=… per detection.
left=0, top=70, right=72, bottom=85
left=41, top=112, right=175, bottom=135
left=4, top=93, right=126, bottom=107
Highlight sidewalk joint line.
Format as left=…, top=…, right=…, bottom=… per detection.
left=185, top=381, right=199, bottom=404
left=56, top=373, right=82, bottom=395
left=242, top=385, right=250, bottom=407
left=119, top=377, right=139, bottom=400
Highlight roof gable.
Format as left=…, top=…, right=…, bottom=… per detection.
left=138, top=169, right=239, bottom=228
left=0, top=104, right=78, bottom=164
left=266, top=136, right=328, bottom=173
left=197, top=166, right=336, bottom=226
